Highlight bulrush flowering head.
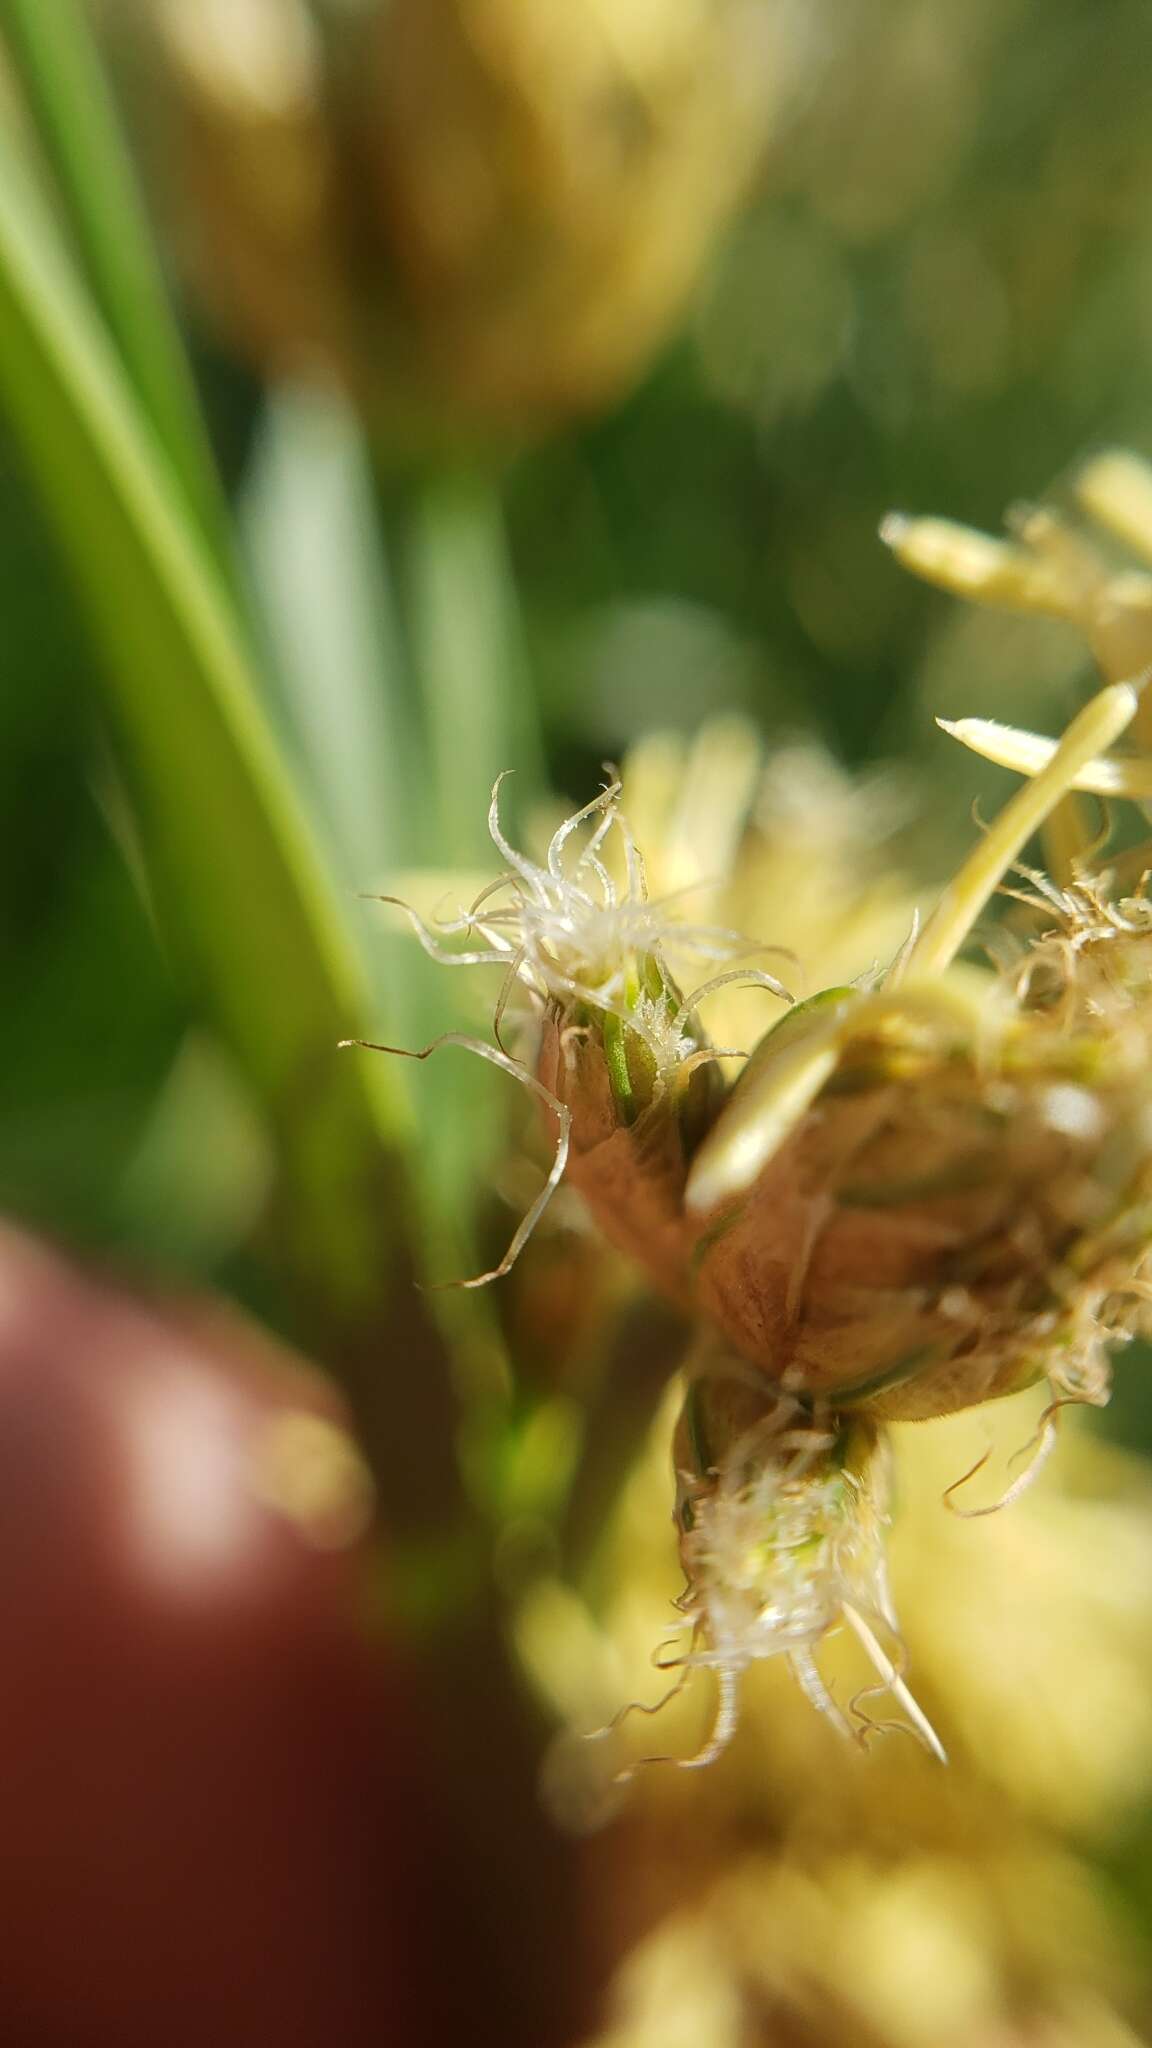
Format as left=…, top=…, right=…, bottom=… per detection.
left=354, top=449, right=1152, bottom=1760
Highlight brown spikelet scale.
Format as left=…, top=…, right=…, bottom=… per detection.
left=686, top=949, right=1152, bottom=1421
left=533, top=989, right=725, bottom=1308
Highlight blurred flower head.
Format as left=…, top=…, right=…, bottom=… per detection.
left=146, top=0, right=785, bottom=437
left=587, top=1839, right=1143, bottom=2048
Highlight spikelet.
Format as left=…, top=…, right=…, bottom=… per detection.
left=663, top=1346, right=943, bottom=1762
left=361, top=773, right=787, bottom=1297
left=682, top=964, right=1152, bottom=1420
left=682, top=677, right=1152, bottom=1423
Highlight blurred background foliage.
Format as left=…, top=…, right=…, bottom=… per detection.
left=4, top=0, right=1152, bottom=2042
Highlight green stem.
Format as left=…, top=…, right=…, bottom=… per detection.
left=0, top=0, right=231, bottom=565
left=0, top=124, right=404, bottom=1324
left=0, top=118, right=566, bottom=1961
left=402, top=464, right=546, bottom=864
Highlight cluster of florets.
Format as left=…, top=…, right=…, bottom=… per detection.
left=665, top=1362, right=943, bottom=1762
left=352, top=466, right=1152, bottom=1775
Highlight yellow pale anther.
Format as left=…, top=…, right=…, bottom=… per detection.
left=880, top=512, right=1067, bottom=614
left=1076, top=450, right=1152, bottom=569
left=684, top=1018, right=846, bottom=1215
left=900, top=681, right=1141, bottom=983
left=939, top=713, right=1152, bottom=797
left=685, top=974, right=998, bottom=1215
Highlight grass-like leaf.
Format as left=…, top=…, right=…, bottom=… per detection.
left=402, top=465, right=546, bottom=865
left=0, top=125, right=410, bottom=1323
left=0, top=0, right=230, bottom=563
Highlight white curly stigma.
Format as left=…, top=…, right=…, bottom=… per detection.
left=676, top=1405, right=945, bottom=1764
left=375, top=774, right=789, bottom=1069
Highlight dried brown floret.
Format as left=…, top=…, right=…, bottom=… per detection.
left=681, top=679, right=1152, bottom=1424
left=685, top=970, right=1152, bottom=1420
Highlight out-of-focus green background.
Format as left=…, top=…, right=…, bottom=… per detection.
left=5, top=3, right=1152, bottom=2045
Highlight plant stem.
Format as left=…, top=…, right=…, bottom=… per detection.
left=402, top=463, right=546, bottom=864
left=0, top=0, right=231, bottom=566
left=0, top=124, right=407, bottom=1338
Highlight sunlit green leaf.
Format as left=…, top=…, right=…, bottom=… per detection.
left=0, top=127, right=409, bottom=1320
left=0, top=0, right=230, bottom=563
